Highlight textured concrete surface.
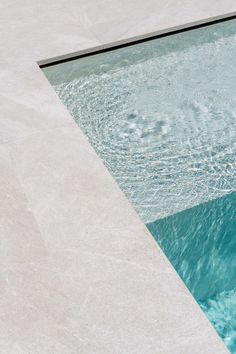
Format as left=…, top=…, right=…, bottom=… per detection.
left=0, top=1, right=235, bottom=353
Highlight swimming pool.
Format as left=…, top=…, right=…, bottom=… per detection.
left=43, top=17, right=236, bottom=352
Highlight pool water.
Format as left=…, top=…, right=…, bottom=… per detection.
left=148, top=192, right=236, bottom=353
left=43, top=18, right=236, bottom=352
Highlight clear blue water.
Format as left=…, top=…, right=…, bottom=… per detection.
left=148, top=192, right=236, bottom=353
left=43, top=18, right=236, bottom=352
left=200, top=288, right=236, bottom=352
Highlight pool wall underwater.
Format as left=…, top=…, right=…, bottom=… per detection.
left=43, top=15, right=236, bottom=353
left=148, top=193, right=236, bottom=352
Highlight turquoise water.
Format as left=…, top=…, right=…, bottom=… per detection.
left=43, top=18, right=236, bottom=352
left=148, top=193, right=236, bottom=353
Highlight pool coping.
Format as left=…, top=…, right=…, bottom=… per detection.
left=38, top=11, right=236, bottom=67
left=1, top=3, right=234, bottom=353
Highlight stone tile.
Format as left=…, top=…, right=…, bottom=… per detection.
left=0, top=94, right=72, bottom=144
left=0, top=146, right=68, bottom=349
left=8, top=126, right=151, bottom=253
left=8, top=126, right=228, bottom=352
left=0, top=145, right=92, bottom=352
left=0, top=0, right=234, bottom=352
left=196, top=0, right=236, bottom=17
left=0, top=145, right=45, bottom=266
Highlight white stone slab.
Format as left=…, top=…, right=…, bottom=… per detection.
left=1, top=0, right=235, bottom=352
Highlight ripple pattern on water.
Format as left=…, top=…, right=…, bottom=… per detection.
left=54, top=23, right=236, bottom=223
left=200, top=288, right=236, bottom=353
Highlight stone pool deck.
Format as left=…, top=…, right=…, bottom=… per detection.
left=0, top=1, right=235, bottom=353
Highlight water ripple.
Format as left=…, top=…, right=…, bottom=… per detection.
left=55, top=31, right=236, bottom=223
